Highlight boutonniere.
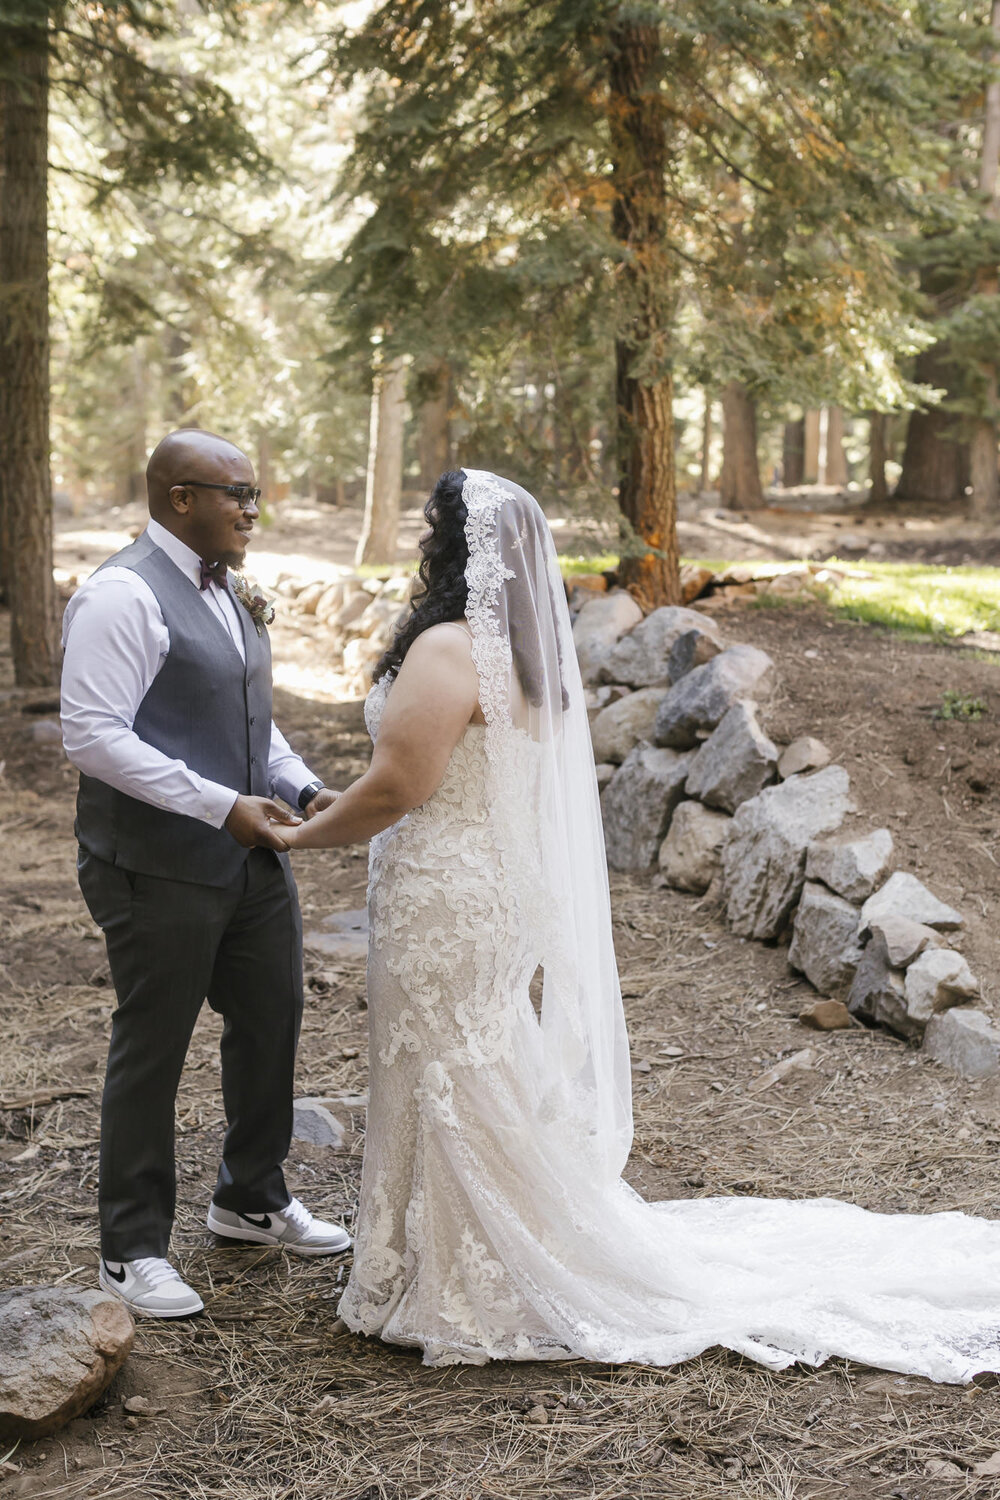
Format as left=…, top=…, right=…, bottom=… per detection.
left=231, top=571, right=276, bottom=635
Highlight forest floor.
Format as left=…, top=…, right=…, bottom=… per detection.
left=2, top=492, right=1000, bottom=1499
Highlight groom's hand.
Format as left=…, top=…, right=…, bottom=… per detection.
left=225, top=794, right=301, bottom=850
left=304, top=788, right=340, bottom=818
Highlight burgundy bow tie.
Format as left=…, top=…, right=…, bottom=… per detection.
left=199, top=559, right=228, bottom=591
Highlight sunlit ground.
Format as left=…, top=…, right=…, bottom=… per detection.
left=562, top=552, right=1000, bottom=640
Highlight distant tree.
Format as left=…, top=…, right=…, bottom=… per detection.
left=326, top=1, right=966, bottom=602
left=0, top=1, right=262, bottom=684
left=0, top=2, right=54, bottom=685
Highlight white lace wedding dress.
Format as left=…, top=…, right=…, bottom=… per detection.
left=336, top=471, right=1000, bottom=1382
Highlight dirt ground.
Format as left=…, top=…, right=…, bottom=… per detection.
left=2, top=495, right=1000, bottom=1499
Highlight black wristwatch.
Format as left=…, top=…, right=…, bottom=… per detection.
left=297, top=780, right=325, bottom=812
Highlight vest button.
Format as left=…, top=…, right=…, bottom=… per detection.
left=249, top=715, right=255, bottom=725
left=250, top=755, right=257, bottom=765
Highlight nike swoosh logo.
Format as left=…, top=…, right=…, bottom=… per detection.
left=241, top=1213, right=272, bottom=1230
left=104, top=1262, right=127, bottom=1284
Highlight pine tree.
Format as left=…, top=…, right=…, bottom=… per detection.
left=324, top=1, right=969, bottom=600
left=0, top=0, right=262, bottom=685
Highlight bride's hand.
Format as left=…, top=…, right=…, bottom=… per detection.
left=269, top=817, right=299, bottom=851
left=305, top=788, right=341, bottom=818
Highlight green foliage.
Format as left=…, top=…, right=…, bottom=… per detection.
left=935, top=689, right=988, bottom=720
left=45, top=2, right=371, bottom=501
left=826, top=560, right=1000, bottom=638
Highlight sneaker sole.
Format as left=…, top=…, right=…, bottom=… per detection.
left=206, top=1207, right=351, bottom=1256
left=98, top=1269, right=204, bottom=1319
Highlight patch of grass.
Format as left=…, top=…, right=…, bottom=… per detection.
left=822, top=558, right=1000, bottom=638
left=749, top=591, right=815, bottom=612
left=934, top=689, right=988, bottom=721
left=559, top=553, right=620, bottom=576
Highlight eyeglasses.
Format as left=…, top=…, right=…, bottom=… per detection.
left=179, top=480, right=262, bottom=511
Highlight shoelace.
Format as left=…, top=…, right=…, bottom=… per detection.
left=131, top=1256, right=180, bottom=1288
left=282, top=1197, right=313, bottom=1235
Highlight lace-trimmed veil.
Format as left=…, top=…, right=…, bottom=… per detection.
left=460, top=470, right=633, bottom=1180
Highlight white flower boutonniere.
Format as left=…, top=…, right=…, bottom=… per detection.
left=231, top=571, right=276, bottom=635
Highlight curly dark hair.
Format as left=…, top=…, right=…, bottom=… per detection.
left=372, top=470, right=469, bottom=684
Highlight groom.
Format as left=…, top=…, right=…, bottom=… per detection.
left=61, top=428, right=350, bottom=1319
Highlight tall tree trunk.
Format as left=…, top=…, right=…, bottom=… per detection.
left=697, top=392, right=713, bottom=494
left=356, top=353, right=406, bottom=567
left=0, top=11, right=57, bottom=685
left=895, top=346, right=970, bottom=504
left=607, top=19, right=679, bottom=608
left=824, top=407, right=849, bottom=486
left=719, top=380, right=764, bottom=509
left=868, top=412, right=889, bottom=504
left=970, top=0, right=1000, bottom=515
left=417, top=359, right=451, bottom=489
left=803, top=409, right=821, bottom=483
left=782, top=417, right=804, bottom=487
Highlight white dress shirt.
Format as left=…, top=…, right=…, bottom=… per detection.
left=61, top=517, right=316, bottom=827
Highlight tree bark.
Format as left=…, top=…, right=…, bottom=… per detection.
left=356, top=352, right=406, bottom=567
left=895, top=345, right=970, bottom=504
left=868, top=412, right=889, bottom=504
left=970, top=0, right=1000, bottom=515
left=719, top=380, right=764, bottom=509
left=824, top=407, right=849, bottom=486
left=803, top=409, right=821, bottom=483
left=0, top=11, right=57, bottom=684
left=782, top=417, right=804, bottom=487
left=698, top=393, right=713, bottom=494
left=607, top=19, right=679, bottom=608
left=417, top=360, right=451, bottom=489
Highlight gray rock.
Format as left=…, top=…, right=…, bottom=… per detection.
left=923, top=1009, right=1000, bottom=1079
left=304, top=909, right=369, bottom=960
left=333, top=592, right=371, bottom=631
left=31, top=718, right=63, bottom=746
left=846, top=930, right=911, bottom=1036
left=860, top=871, right=964, bottom=934
left=805, top=827, right=894, bottom=903
left=685, top=701, right=778, bottom=813
left=602, top=743, right=694, bottom=870
left=720, top=765, right=852, bottom=940
left=314, top=582, right=347, bottom=623
left=572, top=592, right=643, bottom=684
left=788, top=881, right=864, bottom=1000
left=654, top=645, right=776, bottom=750
left=667, top=626, right=724, bottom=684
left=903, top=948, right=979, bottom=1025
left=601, top=606, right=721, bottom=689
left=585, top=683, right=630, bottom=716
left=590, top=687, right=665, bottom=764
left=777, top=736, right=832, bottom=780
left=292, top=1098, right=347, bottom=1150
left=868, top=914, right=942, bottom=969
left=0, top=1287, right=134, bottom=1440
left=595, top=762, right=616, bottom=793
left=658, top=800, right=732, bottom=893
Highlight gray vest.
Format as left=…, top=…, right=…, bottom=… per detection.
left=74, top=531, right=274, bottom=887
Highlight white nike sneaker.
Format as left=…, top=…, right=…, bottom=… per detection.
left=99, top=1256, right=204, bottom=1318
left=206, top=1196, right=351, bottom=1256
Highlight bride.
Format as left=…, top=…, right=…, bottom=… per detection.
left=280, top=468, right=1000, bottom=1381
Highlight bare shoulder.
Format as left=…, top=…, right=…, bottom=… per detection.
left=402, top=621, right=474, bottom=665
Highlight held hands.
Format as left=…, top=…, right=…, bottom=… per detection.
left=305, top=788, right=340, bottom=818
left=224, top=794, right=301, bottom=851
left=278, top=788, right=342, bottom=850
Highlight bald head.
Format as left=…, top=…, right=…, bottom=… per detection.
left=145, top=428, right=258, bottom=568
left=146, top=429, right=251, bottom=519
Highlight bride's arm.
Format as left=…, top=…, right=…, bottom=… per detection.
left=281, top=627, right=480, bottom=850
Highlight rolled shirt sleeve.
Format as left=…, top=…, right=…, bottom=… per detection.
left=60, top=573, right=240, bottom=827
